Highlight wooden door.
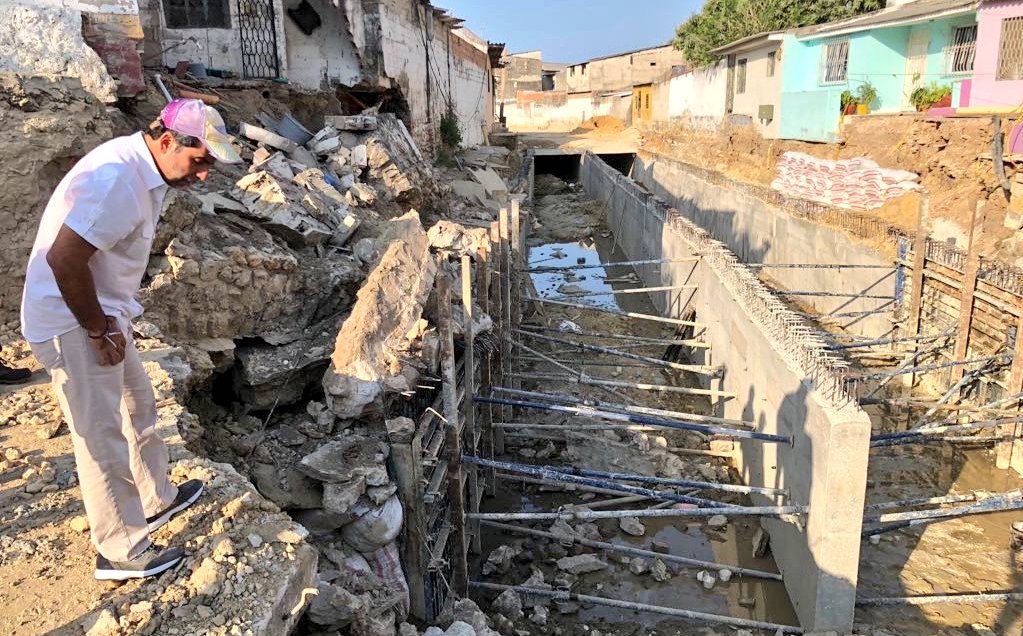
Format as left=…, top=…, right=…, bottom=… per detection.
left=903, top=27, right=930, bottom=108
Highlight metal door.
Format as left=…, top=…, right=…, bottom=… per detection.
left=902, top=27, right=930, bottom=108
left=237, top=0, right=281, bottom=79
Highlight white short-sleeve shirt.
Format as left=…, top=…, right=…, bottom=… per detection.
left=21, top=133, right=169, bottom=343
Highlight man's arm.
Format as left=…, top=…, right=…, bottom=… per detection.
left=45, top=225, right=125, bottom=365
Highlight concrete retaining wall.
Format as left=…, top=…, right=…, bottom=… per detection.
left=579, top=152, right=871, bottom=633
left=632, top=151, right=897, bottom=338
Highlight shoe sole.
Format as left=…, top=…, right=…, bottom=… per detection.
left=147, top=483, right=204, bottom=533
left=94, top=555, right=183, bottom=581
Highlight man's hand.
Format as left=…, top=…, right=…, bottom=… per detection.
left=87, top=316, right=126, bottom=366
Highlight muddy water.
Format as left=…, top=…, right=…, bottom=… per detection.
left=858, top=439, right=1023, bottom=634
left=474, top=198, right=799, bottom=635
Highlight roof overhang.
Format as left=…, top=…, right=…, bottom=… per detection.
left=795, top=1, right=979, bottom=40
left=710, top=31, right=786, bottom=56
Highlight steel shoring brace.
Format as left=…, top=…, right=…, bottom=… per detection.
left=470, top=581, right=804, bottom=634
left=857, top=590, right=1023, bottom=606
left=474, top=395, right=792, bottom=443
left=861, top=490, right=1023, bottom=536
left=463, top=455, right=728, bottom=508
left=870, top=416, right=1023, bottom=447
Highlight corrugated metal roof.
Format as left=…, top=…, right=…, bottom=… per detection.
left=795, top=0, right=978, bottom=39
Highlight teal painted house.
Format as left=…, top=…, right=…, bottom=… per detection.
left=778, top=0, right=979, bottom=142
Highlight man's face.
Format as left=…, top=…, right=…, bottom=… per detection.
left=154, top=131, right=215, bottom=187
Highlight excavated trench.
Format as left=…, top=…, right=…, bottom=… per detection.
left=527, top=150, right=1023, bottom=635
left=469, top=168, right=799, bottom=635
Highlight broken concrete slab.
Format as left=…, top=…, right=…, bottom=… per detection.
left=471, top=167, right=508, bottom=198
left=251, top=150, right=296, bottom=181
left=351, top=144, right=368, bottom=168
left=322, top=211, right=437, bottom=419
left=251, top=463, right=324, bottom=510
left=312, top=135, right=343, bottom=155
left=618, top=516, right=646, bottom=537
left=198, top=192, right=248, bottom=215
left=325, top=114, right=379, bottom=131
left=555, top=553, right=607, bottom=574
left=450, top=180, right=487, bottom=205
left=239, top=122, right=299, bottom=153
left=234, top=171, right=335, bottom=247
left=330, top=213, right=361, bottom=248
left=323, top=475, right=367, bottom=516
left=297, top=436, right=387, bottom=484
left=427, top=220, right=489, bottom=256
left=350, top=182, right=378, bottom=205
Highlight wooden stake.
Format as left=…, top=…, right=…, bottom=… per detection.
left=906, top=195, right=929, bottom=397
left=499, top=206, right=513, bottom=446
left=387, top=416, right=427, bottom=619
left=951, top=200, right=985, bottom=385
left=460, top=255, right=481, bottom=554
left=476, top=248, right=496, bottom=491
left=437, top=261, right=468, bottom=596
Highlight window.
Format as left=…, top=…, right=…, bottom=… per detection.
left=767, top=51, right=776, bottom=77
left=998, top=17, right=1023, bottom=80
left=736, top=58, right=747, bottom=94
left=820, top=39, right=849, bottom=84
left=163, top=0, right=230, bottom=29
left=945, top=24, right=977, bottom=74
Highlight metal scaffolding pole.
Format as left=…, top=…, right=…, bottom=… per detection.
left=479, top=520, right=783, bottom=581
left=522, top=257, right=700, bottom=274
left=525, top=296, right=706, bottom=327
left=470, top=582, right=803, bottom=633
left=516, top=329, right=721, bottom=375
left=475, top=395, right=789, bottom=442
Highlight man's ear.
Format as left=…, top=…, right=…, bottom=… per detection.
left=159, top=131, right=176, bottom=154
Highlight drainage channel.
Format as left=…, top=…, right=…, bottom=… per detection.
left=467, top=165, right=801, bottom=634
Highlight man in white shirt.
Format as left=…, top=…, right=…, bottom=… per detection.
left=21, top=99, right=242, bottom=580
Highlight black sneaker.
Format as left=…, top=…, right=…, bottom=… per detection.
left=146, top=479, right=204, bottom=533
left=0, top=364, right=31, bottom=385
left=94, top=544, right=185, bottom=580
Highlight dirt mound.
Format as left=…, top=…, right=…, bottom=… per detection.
left=573, top=115, right=626, bottom=134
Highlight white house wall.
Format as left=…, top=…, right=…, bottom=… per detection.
left=729, top=42, right=783, bottom=138
left=149, top=0, right=289, bottom=81
left=283, top=0, right=362, bottom=89
left=377, top=0, right=491, bottom=150
left=667, top=60, right=728, bottom=128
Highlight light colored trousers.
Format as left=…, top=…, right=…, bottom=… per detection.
left=30, top=326, right=178, bottom=562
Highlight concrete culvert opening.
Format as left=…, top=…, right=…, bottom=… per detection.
left=532, top=151, right=582, bottom=182
left=596, top=152, right=636, bottom=177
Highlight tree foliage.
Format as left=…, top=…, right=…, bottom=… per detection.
left=673, top=0, right=884, bottom=66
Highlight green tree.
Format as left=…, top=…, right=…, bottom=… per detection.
left=673, top=0, right=883, bottom=66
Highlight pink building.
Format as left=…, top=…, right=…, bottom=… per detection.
left=968, top=0, right=1023, bottom=109
left=965, top=1, right=1023, bottom=151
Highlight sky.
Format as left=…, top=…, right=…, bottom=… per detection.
left=436, top=0, right=701, bottom=64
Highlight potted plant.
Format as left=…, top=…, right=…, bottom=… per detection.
left=840, top=90, right=857, bottom=115
left=856, top=82, right=877, bottom=115
left=910, top=82, right=952, bottom=111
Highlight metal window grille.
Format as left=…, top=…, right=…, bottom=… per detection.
left=163, top=0, right=230, bottom=29
left=820, top=40, right=848, bottom=85
left=998, top=17, right=1023, bottom=81
left=944, top=24, right=977, bottom=74
left=766, top=51, right=776, bottom=77
left=237, top=0, right=280, bottom=79
left=736, top=58, right=747, bottom=94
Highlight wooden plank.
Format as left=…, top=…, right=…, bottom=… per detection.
left=387, top=420, right=428, bottom=619
left=460, top=255, right=481, bottom=555
left=906, top=196, right=929, bottom=390
left=999, top=308, right=1023, bottom=472
left=437, top=261, right=468, bottom=596
left=476, top=249, right=496, bottom=492
left=951, top=200, right=985, bottom=384
left=498, top=207, right=512, bottom=454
